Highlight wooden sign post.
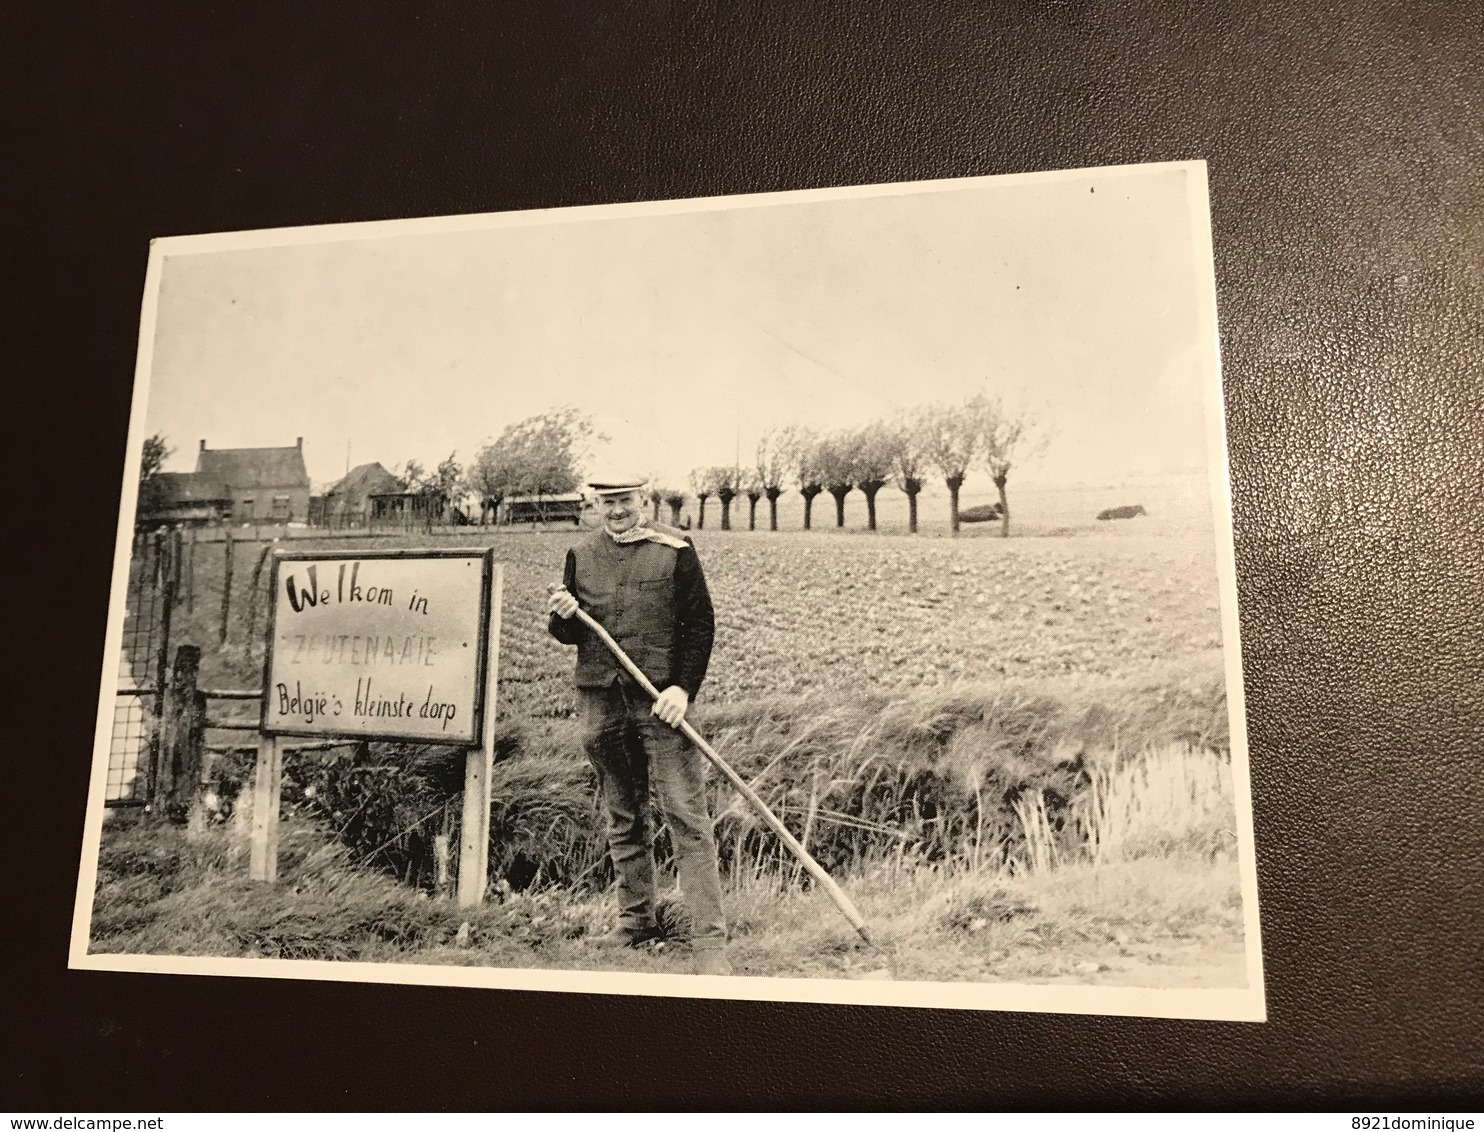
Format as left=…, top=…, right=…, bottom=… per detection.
left=253, top=549, right=500, bottom=899
left=248, top=734, right=282, bottom=882
left=458, top=567, right=501, bottom=907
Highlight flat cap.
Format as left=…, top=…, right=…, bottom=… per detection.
left=586, top=473, right=649, bottom=496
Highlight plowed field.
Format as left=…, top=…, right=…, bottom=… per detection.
left=491, top=528, right=1224, bottom=718
left=182, top=525, right=1225, bottom=721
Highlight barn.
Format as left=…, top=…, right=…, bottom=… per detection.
left=315, top=461, right=403, bottom=528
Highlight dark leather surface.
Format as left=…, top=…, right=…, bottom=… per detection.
left=4, top=0, right=1481, bottom=1109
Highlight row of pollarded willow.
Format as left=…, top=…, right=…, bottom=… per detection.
left=680, top=395, right=1044, bottom=536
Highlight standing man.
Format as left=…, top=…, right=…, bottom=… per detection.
left=547, top=474, right=731, bottom=976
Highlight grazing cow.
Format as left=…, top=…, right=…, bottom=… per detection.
left=958, top=503, right=1004, bottom=523
left=1096, top=504, right=1147, bottom=521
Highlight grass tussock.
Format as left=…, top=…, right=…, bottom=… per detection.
left=89, top=814, right=610, bottom=961
left=1073, top=742, right=1236, bottom=864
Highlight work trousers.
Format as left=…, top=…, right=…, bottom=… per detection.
left=578, top=679, right=727, bottom=950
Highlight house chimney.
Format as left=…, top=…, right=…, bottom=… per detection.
left=296, top=436, right=303, bottom=450
left=199, top=439, right=206, bottom=452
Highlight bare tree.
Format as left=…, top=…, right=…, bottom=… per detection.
left=397, top=458, right=427, bottom=491
left=852, top=423, right=896, bottom=533
left=918, top=399, right=983, bottom=535
left=713, top=465, right=740, bottom=531
left=818, top=430, right=860, bottom=529
left=399, top=452, right=465, bottom=529
left=742, top=469, right=765, bottom=531
left=780, top=426, right=826, bottom=531
left=886, top=415, right=929, bottom=535
left=975, top=396, right=1046, bottom=538
left=689, top=467, right=715, bottom=530
left=431, top=452, right=466, bottom=522
left=662, top=487, right=688, bottom=526
left=391, top=456, right=448, bottom=531
left=646, top=478, right=664, bottom=523
left=756, top=430, right=789, bottom=531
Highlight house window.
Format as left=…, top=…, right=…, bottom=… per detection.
left=272, top=495, right=291, bottom=520
left=237, top=496, right=255, bottom=520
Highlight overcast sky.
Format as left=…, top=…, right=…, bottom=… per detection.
left=143, top=163, right=1220, bottom=492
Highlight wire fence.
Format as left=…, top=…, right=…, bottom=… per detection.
left=107, top=529, right=179, bottom=805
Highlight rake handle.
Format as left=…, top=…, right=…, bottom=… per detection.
left=568, top=604, right=873, bottom=946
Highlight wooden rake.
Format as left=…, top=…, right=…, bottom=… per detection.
left=568, top=604, right=874, bottom=946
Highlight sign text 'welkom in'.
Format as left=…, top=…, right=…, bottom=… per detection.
left=261, top=549, right=494, bottom=746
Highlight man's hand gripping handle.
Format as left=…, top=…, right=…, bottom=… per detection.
left=547, top=584, right=688, bottom=728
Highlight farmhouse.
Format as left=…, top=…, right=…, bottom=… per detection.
left=312, top=461, right=403, bottom=528
left=137, top=471, right=232, bottom=528
left=196, top=437, right=311, bottom=524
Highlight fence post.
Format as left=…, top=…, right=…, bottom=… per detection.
left=219, top=528, right=234, bottom=645
left=186, top=687, right=210, bottom=835
left=146, top=533, right=180, bottom=810
left=156, top=535, right=177, bottom=699
left=185, top=527, right=197, bottom=613
left=245, top=540, right=276, bottom=656
left=171, top=527, right=183, bottom=598
left=160, top=645, right=204, bottom=822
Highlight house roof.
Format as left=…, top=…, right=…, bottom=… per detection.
left=196, top=444, right=309, bottom=489
left=324, top=462, right=403, bottom=499
left=151, top=472, right=231, bottom=506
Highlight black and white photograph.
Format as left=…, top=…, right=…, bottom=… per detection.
left=70, top=160, right=1264, bottom=1020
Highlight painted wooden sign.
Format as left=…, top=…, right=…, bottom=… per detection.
left=261, top=549, right=495, bottom=746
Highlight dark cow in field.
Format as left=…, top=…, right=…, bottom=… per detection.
left=958, top=503, right=1004, bottom=523
left=1097, top=504, right=1147, bottom=521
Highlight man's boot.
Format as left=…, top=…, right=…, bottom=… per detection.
left=589, top=924, right=660, bottom=948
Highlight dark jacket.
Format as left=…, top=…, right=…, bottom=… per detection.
left=547, top=526, right=715, bottom=697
